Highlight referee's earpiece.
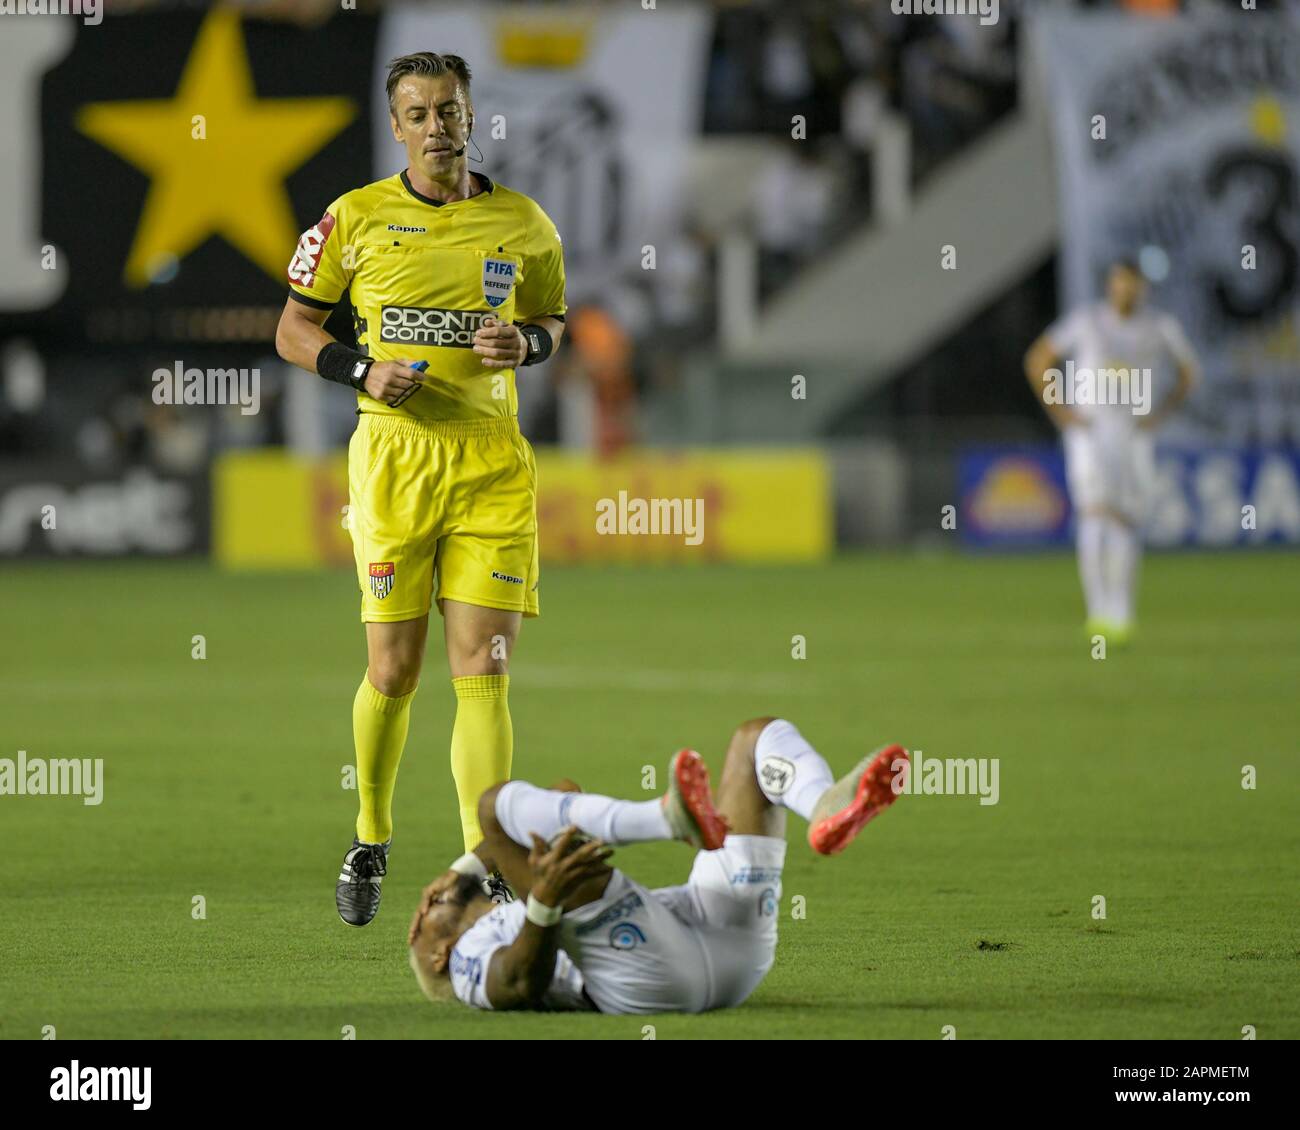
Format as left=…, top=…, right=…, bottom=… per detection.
left=453, top=119, right=473, bottom=159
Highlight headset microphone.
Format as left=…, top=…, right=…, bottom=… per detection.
left=451, top=122, right=473, bottom=159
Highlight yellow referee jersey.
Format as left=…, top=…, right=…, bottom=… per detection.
left=287, top=170, right=566, bottom=421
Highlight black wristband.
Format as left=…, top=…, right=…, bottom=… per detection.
left=316, top=342, right=372, bottom=391
left=518, top=323, right=553, bottom=367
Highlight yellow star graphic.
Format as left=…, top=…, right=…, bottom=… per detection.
left=78, top=8, right=355, bottom=287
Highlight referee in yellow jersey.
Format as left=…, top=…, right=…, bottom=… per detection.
left=275, top=52, right=567, bottom=926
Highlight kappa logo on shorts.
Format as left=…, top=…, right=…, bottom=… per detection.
left=758, top=887, right=778, bottom=917
left=482, top=257, right=517, bottom=308
left=758, top=755, right=795, bottom=797
left=609, top=922, right=647, bottom=951
left=491, top=570, right=524, bottom=585
left=369, top=562, right=395, bottom=600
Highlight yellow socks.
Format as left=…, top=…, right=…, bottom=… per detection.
left=353, top=677, right=416, bottom=845
left=449, top=674, right=512, bottom=851
left=352, top=672, right=511, bottom=851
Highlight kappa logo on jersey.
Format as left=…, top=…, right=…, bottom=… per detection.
left=482, top=257, right=517, bottom=308
left=369, top=561, right=395, bottom=600
left=380, top=305, right=489, bottom=347
left=287, top=212, right=337, bottom=289
left=758, top=755, right=795, bottom=797
left=609, top=922, right=647, bottom=951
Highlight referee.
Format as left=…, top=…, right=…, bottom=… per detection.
left=275, top=52, right=567, bottom=927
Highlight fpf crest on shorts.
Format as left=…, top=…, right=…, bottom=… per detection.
left=369, top=561, right=395, bottom=600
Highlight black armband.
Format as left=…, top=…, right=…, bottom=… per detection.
left=518, top=323, right=553, bottom=367
left=316, top=342, right=372, bottom=390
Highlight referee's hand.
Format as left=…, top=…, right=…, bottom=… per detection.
left=363, top=360, right=426, bottom=407
left=473, top=316, right=527, bottom=369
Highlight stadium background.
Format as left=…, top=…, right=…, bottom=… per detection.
left=1, top=0, right=1297, bottom=1041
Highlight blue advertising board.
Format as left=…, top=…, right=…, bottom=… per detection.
left=960, top=446, right=1300, bottom=550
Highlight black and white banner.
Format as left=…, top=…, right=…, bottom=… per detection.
left=374, top=2, right=712, bottom=304
left=0, top=10, right=377, bottom=345
left=1036, top=13, right=1300, bottom=444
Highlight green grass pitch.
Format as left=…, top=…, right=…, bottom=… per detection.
left=1, top=553, right=1296, bottom=1040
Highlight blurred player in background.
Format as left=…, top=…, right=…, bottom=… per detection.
left=1024, top=258, right=1198, bottom=645
left=407, top=718, right=907, bottom=1014
left=275, top=52, right=567, bottom=926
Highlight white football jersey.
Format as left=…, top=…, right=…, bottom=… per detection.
left=449, top=902, right=592, bottom=1012
left=1046, top=303, right=1195, bottom=428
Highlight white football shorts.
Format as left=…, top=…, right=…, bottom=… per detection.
left=1063, top=424, right=1155, bottom=522
left=557, top=834, right=787, bottom=1015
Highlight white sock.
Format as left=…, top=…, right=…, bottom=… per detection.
left=1107, top=519, right=1141, bottom=624
left=754, top=719, right=835, bottom=821
left=494, top=781, right=671, bottom=847
left=1076, top=514, right=1108, bottom=622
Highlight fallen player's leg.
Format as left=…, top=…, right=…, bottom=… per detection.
left=488, top=748, right=726, bottom=853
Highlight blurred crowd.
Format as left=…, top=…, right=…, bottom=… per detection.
left=11, top=0, right=1298, bottom=469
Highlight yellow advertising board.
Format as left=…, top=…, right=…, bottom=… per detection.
left=214, top=447, right=831, bottom=568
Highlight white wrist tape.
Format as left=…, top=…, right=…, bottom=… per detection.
left=525, top=894, right=562, bottom=927
left=449, top=852, right=488, bottom=882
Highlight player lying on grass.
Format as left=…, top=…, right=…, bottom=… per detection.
left=407, top=717, right=907, bottom=1013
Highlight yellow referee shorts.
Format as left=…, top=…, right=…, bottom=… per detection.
left=347, top=412, right=539, bottom=622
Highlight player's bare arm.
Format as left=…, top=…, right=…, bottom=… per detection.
left=1023, top=331, right=1084, bottom=429
left=275, top=299, right=427, bottom=407
left=484, top=830, right=613, bottom=1010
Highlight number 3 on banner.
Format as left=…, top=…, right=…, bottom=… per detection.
left=1207, top=148, right=1299, bottom=322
